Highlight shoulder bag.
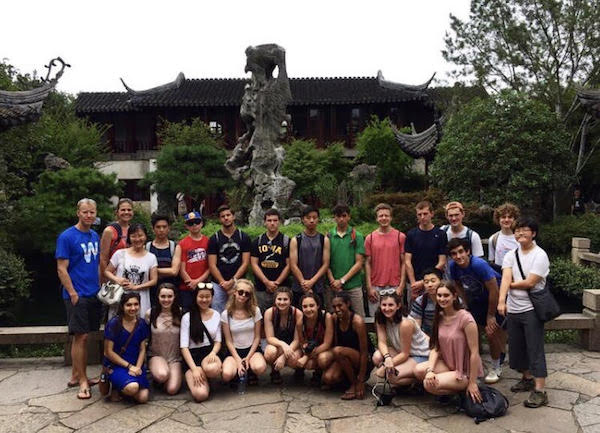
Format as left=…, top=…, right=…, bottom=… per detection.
left=515, top=249, right=560, bottom=322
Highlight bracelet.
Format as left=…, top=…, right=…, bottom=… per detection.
left=383, top=353, right=391, bottom=359
left=127, top=363, right=132, bottom=369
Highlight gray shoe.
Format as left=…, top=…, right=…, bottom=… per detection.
left=510, top=377, right=535, bottom=392
left=524, top=390, right=548, bottom=408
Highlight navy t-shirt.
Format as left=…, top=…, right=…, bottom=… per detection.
left=251, top=233, right=290, bottom=291
left=405, top=226, right=447, bottom=280
left=55, top=226, right=100, bottom=299
left=208, top=229, right=251, bottom=281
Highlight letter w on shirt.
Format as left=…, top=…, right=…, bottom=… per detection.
left=80, top=242, right=99, bottom=264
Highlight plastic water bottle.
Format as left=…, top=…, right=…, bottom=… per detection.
left=238, top=371, right=248, bottom=395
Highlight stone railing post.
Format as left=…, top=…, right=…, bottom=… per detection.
left=572, top=237, right=591, bottom=265
left=582, top=289, right=600, bottom=351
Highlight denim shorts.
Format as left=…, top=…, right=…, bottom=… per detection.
left=412, top=355, right=429, bottom=364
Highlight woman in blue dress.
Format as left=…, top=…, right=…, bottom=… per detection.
left=103, top=292, right=151, bottom=403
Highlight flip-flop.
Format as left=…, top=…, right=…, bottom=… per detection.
left=341, top=390, right=356, bottom=400
left=67, top=380, right=79, bottom=388
left=88, top=377, right=100, bottom=387
left=77, top=388, right=92, bottom=400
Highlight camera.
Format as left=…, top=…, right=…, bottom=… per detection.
left=304, top=340, right=318, bottom=354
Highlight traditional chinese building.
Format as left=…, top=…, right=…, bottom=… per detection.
left=75, top=71, right=442, bottom=206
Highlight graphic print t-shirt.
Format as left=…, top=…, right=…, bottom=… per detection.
left=208, top=229, right=251, bottom=281
left=179, top=235, right=209, bottom=291
left=251, top=233, right=289, bottom=291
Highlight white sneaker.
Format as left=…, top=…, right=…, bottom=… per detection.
left=484, top=367, right=502, bottom=384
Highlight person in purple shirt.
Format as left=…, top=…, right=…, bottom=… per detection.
left=448, top=238, right=507, bottom=385
left=56, top=198, right=102, bottom=400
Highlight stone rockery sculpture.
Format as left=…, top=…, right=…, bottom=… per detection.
left=225, top=44, right=296, bottom=226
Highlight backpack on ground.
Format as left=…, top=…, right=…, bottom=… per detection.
left=460, top=384, right=509, bottom=424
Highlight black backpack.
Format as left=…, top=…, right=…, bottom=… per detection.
left=460, top=385, right=509, bottom=424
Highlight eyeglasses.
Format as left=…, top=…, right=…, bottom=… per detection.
left=197, top=283, right=213, bottom=290
left=379, top=288, right=397, bottom=296
left=186, top=220, right=202, bottom=226
left=237, top=290, right=251, bottom=298
left=514, top=228, right=532, bottom=237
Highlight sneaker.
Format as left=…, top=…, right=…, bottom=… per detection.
left=510, top=377, right=535, bottom=392
left=293, top=368, right=305, bottom=382
left=270, top=370, right=283, bottom=385
left=524, top=390, right=548, bottom=408
left=310, top=370, right=322, bottom=387
left=484, top=367, right=502, bottom=384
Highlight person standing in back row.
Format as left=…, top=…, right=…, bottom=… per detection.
left=364, top=203, right=406, bottom=316
left=290, top=206, right=330, bottom=308
left=208, top=205, right=251, bottom=313
left=405, top=201, right=447, bottom=305
left=442, top=201, right=484, bottom=258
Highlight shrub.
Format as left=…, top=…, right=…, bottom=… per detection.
left=548, top=258, right=600, bottom=298
left=0, top=248, right=31, bottom=324
left=539, top=214, right=600, bottom=257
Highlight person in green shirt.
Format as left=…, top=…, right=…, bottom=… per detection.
left=326, top=204, right=366, bottom=317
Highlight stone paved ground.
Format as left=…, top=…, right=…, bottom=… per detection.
left=1, top=344, right=600, bottom=432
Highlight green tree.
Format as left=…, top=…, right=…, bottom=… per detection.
left=355, top=117, right=418, bottom=192
left=143, top=119, right=232, bottom=212
left=15, top=168, right=121, bottom=255
left=0, top=247, right=32, bottom=324
left=282, top=139, right=351, bottom=205
left=443, top=0, right=600, bottom=117
left=430, top=92, right=573, bottom=216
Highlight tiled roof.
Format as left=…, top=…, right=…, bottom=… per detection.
left=76, top=76, right=432, bottom=113
left=392, top=117, right=444, bottom=158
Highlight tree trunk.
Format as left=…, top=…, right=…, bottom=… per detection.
left=576, top=115, right=590, bottom=175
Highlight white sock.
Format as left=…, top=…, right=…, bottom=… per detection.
left=491, top=358, right=501, bottom=369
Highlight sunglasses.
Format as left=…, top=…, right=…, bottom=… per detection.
left=237, top=290, right=251, bottom=298
left=379, top=288, right=397, bottom=296
left=197, top=282, right=213, bottom=290
left=186, top=219, right=202, bottom=226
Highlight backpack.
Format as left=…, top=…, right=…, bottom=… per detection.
left=460, top=384, right=509, bottom=424
left=107, top=222, right=123, bottom=257
left=295, top=232, right=325, bottom=253
left=145, top=240, right=176, bottom=257
left=442, top=224, right=473, bottom=251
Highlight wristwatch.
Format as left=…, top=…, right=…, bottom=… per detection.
left=340, top=278, right=346, bottom=285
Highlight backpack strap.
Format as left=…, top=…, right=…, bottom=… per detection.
left=514, top=248, right=526, bottom=280
left=490, top=231, right=500, bottom=252
left=169, top=240, right=175, bottom=257
left=108, top=223, right=123, bottom=257
left=119, top=318, right=139, bottom=355
left=145, top=241, right=152, bottom=252
left=295, top=233, right=303, bottom=250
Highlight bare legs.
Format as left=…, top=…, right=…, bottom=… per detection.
left=148, top=357, right=182, bottom=395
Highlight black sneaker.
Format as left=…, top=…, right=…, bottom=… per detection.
left=293, top=368, right=305, bottom=382
left=524, top=390, right=548, bottom=408
left=310, top=370, right=322, bottom=387
left=510, top=377, right=535, bottom=392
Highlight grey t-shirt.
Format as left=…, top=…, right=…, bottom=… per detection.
left=502, top=245, right=549, bottom=314
left=292, top=232, right=325, bottom=293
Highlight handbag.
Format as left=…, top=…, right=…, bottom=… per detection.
left=99, top=318, right=139, bottom=396
left=461, top=384, right=509, bottom=424
left=515, top=249, right=560, bottom=322
left=97, top=252, right=126, bottom=305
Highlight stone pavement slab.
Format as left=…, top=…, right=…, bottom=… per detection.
left=2, top=343, right=600, bottom=432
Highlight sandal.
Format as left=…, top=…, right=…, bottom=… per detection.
left=88, top=377, right=100, bottom=387
left=341, top=390, right=356, bottom=400
left=77, top=388, right=92, bottom=400
left=67, top=380, right=79, bottom=388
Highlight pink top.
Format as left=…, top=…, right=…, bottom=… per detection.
left=364, top=229, right=405, bottom=287
left=437, top=309, right=483, bottom=380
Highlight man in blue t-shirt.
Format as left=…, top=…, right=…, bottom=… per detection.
left=448, top=237, right=507, bottom=385
left=56, top=198, right=102, bottom=400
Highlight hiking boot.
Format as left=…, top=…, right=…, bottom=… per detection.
left=524, top=390, right=548, bottom=408
left=270, top=370, right=283, bottom=385
left=484, top=367, right=502, bottom=384
left=310, top=370, right=322, bottom=387
left=293, top=368, right=305, bottom=382
left=510, top=377, right=535, bottom=392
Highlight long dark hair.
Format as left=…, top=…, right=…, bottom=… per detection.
left=300, top=292, right=324, bottom=338
left=374, top=292, right=403, bottom=326
left=429, top=280, right=464, bottom=351
left=331, top=291, right=353, bottom=312
left=115, top=292, right=141, bottom=334
left=189, top=285, right=214, bottom=344
left=149, top=282, right=182, bottom=329
left=273, top=286, right=294, bottom=329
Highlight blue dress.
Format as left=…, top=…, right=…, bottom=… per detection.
left=103, top=317, right=150, bottom=390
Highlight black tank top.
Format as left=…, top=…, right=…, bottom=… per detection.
left=335, top=312, right=360, bottom=351
left=274, top=307, right=295, bottom=344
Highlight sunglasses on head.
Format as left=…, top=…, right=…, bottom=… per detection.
left=237, top=290, right=251, bottom=298
left=197, top=282, right=213, bottom=290
left=379, top=288, right=397, bottom=296
left=186, top=219, right=202, bottom=226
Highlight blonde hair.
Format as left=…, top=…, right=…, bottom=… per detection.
left=444, top=201, right=464, bottom=215
left=225, top=279, right=258, bottom=317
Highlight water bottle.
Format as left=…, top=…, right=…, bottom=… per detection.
left=238, top=362, right=248, bottom=395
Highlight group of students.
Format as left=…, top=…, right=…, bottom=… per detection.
left=56, top=197, right=550, bottom=409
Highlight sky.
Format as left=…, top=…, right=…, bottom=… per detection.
left=2, top=0, right=471, bottom=95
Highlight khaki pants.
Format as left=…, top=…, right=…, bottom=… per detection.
left=325, top=286, right=365, bottom=318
